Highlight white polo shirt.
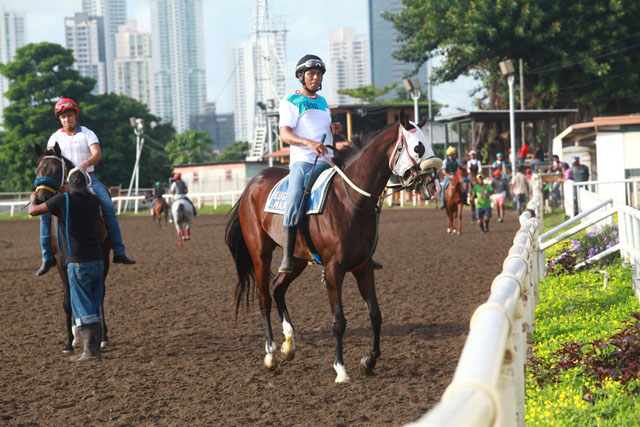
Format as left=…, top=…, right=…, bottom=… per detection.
left=47, top=126, right=99, bottom=172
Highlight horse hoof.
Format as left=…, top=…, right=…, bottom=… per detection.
left=264, top=353, right=278, bottom=370
left=281, top=337, right=296, bottom=361
left=446, top=228, right=451, bottom=233
left=100, top=340, right=111, bottom=350
left=63, top=348, right=74, bottom=355
left=359, top=355, right=376, bottom=376
left=334, top=362, right=351, bottom=383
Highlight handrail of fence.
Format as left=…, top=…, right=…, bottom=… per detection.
left=574, top=178, right=640, bottom=213
left=410, top=177, right=544, bottom=427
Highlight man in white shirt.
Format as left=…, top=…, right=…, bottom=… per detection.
left=37, top=98, right=135, bottom=276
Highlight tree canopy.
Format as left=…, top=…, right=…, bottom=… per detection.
left=386, top=0, right=640, bottom=116
left=165, top=130, right=215, bottom=165
left=337, top=83, right=398, bottom=103
left=0, top=42, right=173, bottom=191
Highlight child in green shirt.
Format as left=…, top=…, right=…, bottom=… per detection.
left=471, top=174, right=495, bottom=233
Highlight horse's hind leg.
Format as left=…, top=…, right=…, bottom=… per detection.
left=253, top=250, right=278, bottom=369
left=324, top=265, right=350, bottom=383
left=352, top=265, right=381, bottom=376
left=273, top=259, right=307, bottom=362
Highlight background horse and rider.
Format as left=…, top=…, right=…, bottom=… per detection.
left=33, top=143, right=112, bottom=353
left=225, top=113, right=441, bottom=382
left=171, top=199, right=195, bottom=246
left=443, top=166, right=468, bottom=235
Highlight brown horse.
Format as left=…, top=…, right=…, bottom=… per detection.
left=225, top=115, right=442, bottom=382
left=444, top=166, right=468, bottom=235
left=33, top=143, right=112, bottom=353
left=151, top=198, right=169, bottom=228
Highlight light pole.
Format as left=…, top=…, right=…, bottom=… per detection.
left=500, top=59, right=516, bottom=178
left=427, top=59, right=433, bottom=146
left=403, top=77, right=421, bottom=123
left=124, top=117, right=156, bottom=211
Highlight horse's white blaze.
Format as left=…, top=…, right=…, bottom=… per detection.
left=334, top=362, right=351, bottom=383
left=281, top=319, right=296, bottom=360
left=264, top=341, right=278, bottom=370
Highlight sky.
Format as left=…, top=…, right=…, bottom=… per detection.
left=5, top=0, right=479, bottom=114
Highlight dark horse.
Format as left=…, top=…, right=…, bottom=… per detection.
left=225, top=115, right=442, bottom=382
left=151, top=197, right=169, bottom=228
left=33, top=143, right=112, bottom=353
left=444, top=166, right=468, bottom=235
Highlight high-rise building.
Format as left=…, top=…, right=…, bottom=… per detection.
left=114, top=21, right=154, bottom=114
left=65, top=12, right=107, bottom=95
left=0, top=5, right=26, bottom=128
left=151, top=0, right=207, bottom=134
left=226, top=10, right=286, bottom=144
left=190, top=102, right=235, bottom=152
left=327, top=27, right=371, bottom=106
left=82, top=0, right=127, bottom=93
left=368, top=0, right=425, bottom=98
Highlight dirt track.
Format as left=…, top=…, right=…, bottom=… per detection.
left=0, top=207, right=520, bottom=425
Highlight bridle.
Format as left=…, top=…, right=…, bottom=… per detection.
left=34, top=154, right=66, bottom=196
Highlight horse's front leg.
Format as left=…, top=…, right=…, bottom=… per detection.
left=352, top=264, right=381, bottom=376
left=252, top=256, right=278, bottom=370
left=273, top=259, right=307, bottom=362
left=324, top=265, right=349, bottom=383
left=457, top=204, right=463, bottom=235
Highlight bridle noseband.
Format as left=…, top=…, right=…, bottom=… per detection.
left=34, top=154, right=66, bottom=195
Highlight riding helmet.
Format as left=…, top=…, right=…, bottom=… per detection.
left=155, top=181, right=162, bottom=187
left=54, top=98, right=79, bottom=117
left=173, top=173, right=181, bottom=180
left=295, top=54, right=326, bottom=80
left=446, top=146, right=457, bottom=156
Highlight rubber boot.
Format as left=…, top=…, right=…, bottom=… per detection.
left=372, top=259, right=383, bottom=270
left=70, top=323, right=101, bottom=361
left=278, top=226, right=297, bottom=273
left=36, top=259, right=56, bottom=276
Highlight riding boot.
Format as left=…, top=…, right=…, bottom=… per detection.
left=36, top=259, right=56, bottom=276
left=278, top=226, right=297, bottom=273
left=372, top=259, right=383, bottom=270
left=70, top=323, right=101, bottom=361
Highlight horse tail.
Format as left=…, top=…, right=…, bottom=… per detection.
left=177, top=202, right=184, bottom=221
left=224, top=196, right=254, bottom=321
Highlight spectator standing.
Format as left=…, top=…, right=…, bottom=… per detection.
left=518, top=141, right=530, bottom=166
left=532, top=146, right=545, bottom=169
left=572, top=156, right=590, bottom=182
left=511, top=166, right=530, bottom=214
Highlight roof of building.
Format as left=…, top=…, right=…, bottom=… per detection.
left=555, top=113, right=640, bottom=143
left=435, top=109, right=578, bottom=124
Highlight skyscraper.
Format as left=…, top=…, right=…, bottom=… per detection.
left=0, top=4, right=26, bottom=128
left=81, top=0, right=126, bottom=93
left=327, top=27, right=371, bottom=106
left=114, top=20, right=154, bottom=114
left=65, top=12, right=107, bottom=95
left=368, top=0, right=425, bottom=98
left=226, top=2, right=286, bottom=146
left=151, top=0, right=207, bottom=134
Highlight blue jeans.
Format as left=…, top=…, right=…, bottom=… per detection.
left=39, top=174, right=126, bottom=260
left=283, top=161, right=330, bottom=227
left=440, top=176, right=452, bottom=208
left=67, top=260, right=104, bottom=326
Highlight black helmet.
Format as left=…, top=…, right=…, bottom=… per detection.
left=295, top=54, right=326, bottom=80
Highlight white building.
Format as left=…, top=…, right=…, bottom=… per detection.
left=81, top=0, right=126, bottom=93
left=226, top=21, right=286, bottom=143
left=114, top=20, right=154, bottom=114
left=65, top=12, right=107, bottom=95
left=327, top=27, right=371, bottom=106
left=0, top=5, right=26, bottom=129
left=151, top=0, right=206, bottom=134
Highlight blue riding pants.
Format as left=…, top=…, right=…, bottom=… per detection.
left=39, top=174, right=126, bottom=260
left=283, top=161, right=330, bottom=227
left=440, top=176, right=451, bottom=208
left=67, top=260, right=104, bottom=326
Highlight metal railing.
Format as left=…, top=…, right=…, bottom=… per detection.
left=410, top=176, right=544, bottom=426
left=572, top=179, right=640, bottom=216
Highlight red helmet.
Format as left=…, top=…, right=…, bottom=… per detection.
left=173, top=173, right=181, bottom=180
left=54, top=98, right=79, bottom=117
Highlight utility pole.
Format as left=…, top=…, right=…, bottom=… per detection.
left=520, top=58, right=525, bottom=146
left=427, top=59, right=433, bottom=146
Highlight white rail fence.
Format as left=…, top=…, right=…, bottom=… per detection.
left=0, top=191, right=244, bottom=217
left=564, top=179, right=640, bottom=218
left=411, top=176, right=545, bottom=426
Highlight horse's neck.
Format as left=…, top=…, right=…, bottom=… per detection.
left=343, top=125, right=398, bottom=198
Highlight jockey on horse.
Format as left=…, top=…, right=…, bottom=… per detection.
left=153, top=181, right=169, bottom=210
left=36, top=98, right=135, bottom=276
left=277, top=54, right=382, bottom=273
left=169, top=172, right=198, bottom=222
left=440, top=146, right=462, bottom=209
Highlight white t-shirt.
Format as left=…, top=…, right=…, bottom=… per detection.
left=279, top=90, right=333, bottom=165
left=47, top=126, right=99, bottom=172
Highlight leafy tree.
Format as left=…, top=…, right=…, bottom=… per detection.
left=165, top=130, right=215, bottom=165
left=214, top=141, right=249, bottom=162
left=337, top=83, right=398, bottom=103
left=386, top=0, right=640, bottom=116
left=0, top=42, right=94, bottom=190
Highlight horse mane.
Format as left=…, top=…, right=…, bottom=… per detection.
left=331, top=122, right=398, bottom=168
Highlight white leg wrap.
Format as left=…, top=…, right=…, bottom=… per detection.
left=334, top=362, right=351, bottom=383
left=281, top=320, right=296, bottom=361
left=264, top=341, right=278, bottom=370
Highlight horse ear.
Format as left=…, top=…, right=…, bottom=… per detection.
left=398, top=110, right=409, bottom=129
left=34, top=143, right=43, bottom=157
left=417, top=117, right=428, bottom=128
left=53, top=142, right=61, bottom=157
